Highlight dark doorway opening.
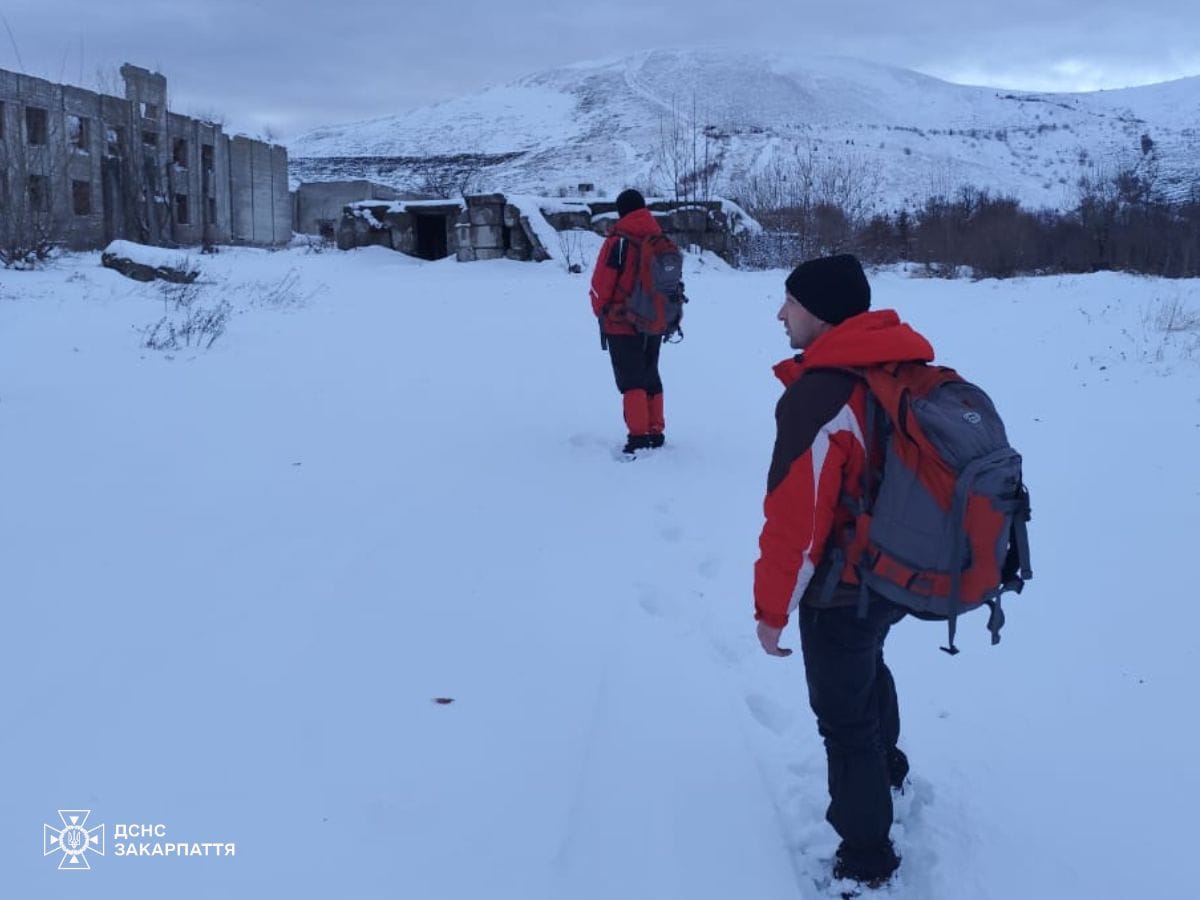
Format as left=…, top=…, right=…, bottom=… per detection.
left=414, top=214, right=449, bottom=260
left=101, top=156, right=122, bottom=243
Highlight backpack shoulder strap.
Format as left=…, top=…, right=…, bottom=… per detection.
left=612, top=229, right=649, bottom=271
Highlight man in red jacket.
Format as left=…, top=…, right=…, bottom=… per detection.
left=589, top=189, right=667, bottom=455
left=754, top=254, right=936, bottom=890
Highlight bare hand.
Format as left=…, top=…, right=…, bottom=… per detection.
left=757, top=621, right=793, bottom=657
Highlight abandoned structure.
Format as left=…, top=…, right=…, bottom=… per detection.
left=336, top=195, right=749, bottom=264
left=0, top=64, right=290, bottom=251
left=337, top=194, right=550, bottom=262
left=293, top=180, right=405, bottom=242
left=0, top=61, right=752, bottom=262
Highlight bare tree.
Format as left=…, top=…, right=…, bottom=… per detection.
left=0, top=122, right=67, bottom=268
left=90, top=65, right=125, bottom=98
left=409, top=158, right=484, bottom=199
left=654, top=95, right=688, bottom=201
left=653, top=91, right=719, bottom=204
left=556, top=229, right=587, bottom=274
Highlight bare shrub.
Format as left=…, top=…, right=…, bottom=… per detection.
left=252, top=268, right=315, bottom=308
left=1150, top=297, right=1200, bottom=334
left=556, top=230, right=587, bottom=274
left=0, top=142, right=66, bottom=269
left=158, top=276, right=202, bottom=312
left=142, top=300, right=232, bottom=350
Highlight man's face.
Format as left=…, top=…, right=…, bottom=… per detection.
left=778, top=293, right=830, bottom=350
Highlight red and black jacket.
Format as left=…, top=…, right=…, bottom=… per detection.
left=589, top=207, right=662, bottom=336
left=753, top=310, right=936, bottom=628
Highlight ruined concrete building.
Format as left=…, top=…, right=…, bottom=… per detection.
left=336, top=194, right=752, bottom=265
left=0, top=63, right=290, bottom=250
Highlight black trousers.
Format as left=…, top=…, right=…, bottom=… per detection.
left=606, top=333, right=663, bottom=395
left=798, top=598, right=907, bottom=850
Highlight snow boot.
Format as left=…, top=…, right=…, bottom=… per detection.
left=622, top=434, right=654, bottom=456
left=832, top=839, right=900, bottom=890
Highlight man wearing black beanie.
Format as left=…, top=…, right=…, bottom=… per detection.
left=784, top=254, right=872, bottom=331
left=614, top=188, right=645, bottom=219
left=753, top=254, right=937, bottom=891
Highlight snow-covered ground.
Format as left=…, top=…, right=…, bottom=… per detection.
left=2, top=243, right=1198, bottom=899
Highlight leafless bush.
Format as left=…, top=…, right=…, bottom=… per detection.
left=142, top=300, right=232, bottom=351
left=729, top=146, right=881, bottom=263
left=556, top=230, right=587, bottom=274
left=731, top=146, right=880, bottom=220
left=410, top=159, right=484, bottom=198
left=0, top=143, right=65, bottom=269
left=1149, top=297, right=1200, bottom=334
left=158, top=276, right=202, bottom=312
left=1136, top=297, right=1200, bottom=364
left=295, top=234, right=333, bottom=254
left=251, top=268, right=314, bottom=308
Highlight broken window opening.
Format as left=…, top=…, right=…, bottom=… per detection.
left=106, top=126, right=125, bottom=158
left=28, top=174, right=50, bottom=212
left=25, top=106, right=48, bottom=145
left=72, top=180, right=92, bottom=216
left=201, top=144, right=214, bottom=172
left=68, top=115, right=90, bottom=152
left=173, top=137, right=188, bottom=168
left=175, top=193, right=190, bottom=225
left=141, top=101, right=158, bottom=120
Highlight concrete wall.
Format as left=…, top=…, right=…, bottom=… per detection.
left=271, top=144, right=291, bottom=245
left=195, top=119, right=231, bottom=244
left=0, top=76, right=18, bottom=222
left=228, top=136, right=253, bottom=243
left=211, top=124, right=232, bottom=245
left=250, top=140, right=274, bottom=244
left=0, top=62, right=287, bottom=251
left=122, top=64, right=170, bottom=246
left=166, top=111, right=200, bottom=245
left=227, top=135, right=290, bottom=246
left=61, top=84, right=104, bottom=249
left=295, top=180, right=403, bottom=237
left=98, top=92, right=137, bottom=244
left=551, top=199, right=740, bottom=260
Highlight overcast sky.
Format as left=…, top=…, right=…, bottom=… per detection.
left=3, top=1, right=1198, bottom=140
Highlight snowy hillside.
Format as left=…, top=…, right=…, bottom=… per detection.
left=289, top=48, right=1200, bottom=210
left=3, top=248, right=1200, bottom=899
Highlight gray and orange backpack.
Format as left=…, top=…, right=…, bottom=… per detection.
left=616, top=231, right=687, bottom=340
left=836, top=362, right=1033, bottom=654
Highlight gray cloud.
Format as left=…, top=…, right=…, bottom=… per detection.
left=2, top=1, right=1197, bottom=139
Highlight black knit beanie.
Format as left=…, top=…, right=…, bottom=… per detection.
left=615, top=188, right=646, bottom=218
left=784, top=254, right=871, bottom=325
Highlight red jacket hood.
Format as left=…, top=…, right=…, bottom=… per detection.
left=613, top=207, right=662, bottom=239
left=773, top=309, right=934, bottom=386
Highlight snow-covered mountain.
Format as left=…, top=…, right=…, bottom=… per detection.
left=288, top=48, right=1200, bottom=211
